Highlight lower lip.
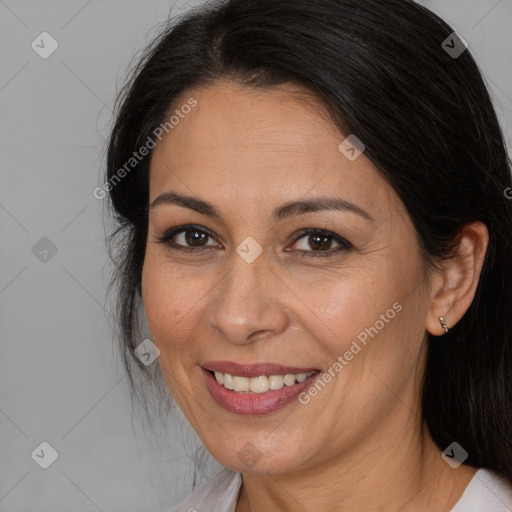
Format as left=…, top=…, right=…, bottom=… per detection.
left=201, top=367, right=320, bottom=415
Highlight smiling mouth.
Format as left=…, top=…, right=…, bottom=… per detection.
left=205, top=369, right=320, bottom=393
left=201, top=365, right=322, bottom=415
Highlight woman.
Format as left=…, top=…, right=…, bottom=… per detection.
left=104, top=0, right=512, bottom=510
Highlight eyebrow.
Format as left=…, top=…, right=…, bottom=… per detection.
left=149, top=191, right=375, bottom=224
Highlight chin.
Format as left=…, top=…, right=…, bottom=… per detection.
left=202, top=432, right=315, bottom=475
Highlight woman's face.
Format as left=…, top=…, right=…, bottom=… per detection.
left=142, top=80, right=434, bottom=474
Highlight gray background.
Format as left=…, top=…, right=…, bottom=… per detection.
left=1, top=1, right=511, bottom=511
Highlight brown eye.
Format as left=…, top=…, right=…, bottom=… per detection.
left=302, top=233, right=334, bottom=251
left=291, top=229, right=352, bottom=258
left=183, top=229, right=209, bottom=246
left=155, top=225, right=219, bottom=251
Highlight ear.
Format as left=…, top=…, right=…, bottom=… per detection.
left=425, top=221, right=489, bottom=336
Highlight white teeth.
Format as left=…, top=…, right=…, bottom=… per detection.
left=212, top=371, right=315, bottom=393
left=249, top=376, right=269, bottom=393
left=269, top=374, right=284, bottom=390
left=283, top=374, right=296, bottom=386
left=223, top=373, right=234, bottom=390
left=233, top=376, right=250, bottom=392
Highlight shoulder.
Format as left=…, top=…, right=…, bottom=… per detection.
left=168, top=468, right=242, bottom=512
left=450, top=468, right=512, bottom=512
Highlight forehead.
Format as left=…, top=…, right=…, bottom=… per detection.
left=148, top=80, right=401, bottom=221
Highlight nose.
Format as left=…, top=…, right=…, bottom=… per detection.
left=208, top=248, right=289, bottom=345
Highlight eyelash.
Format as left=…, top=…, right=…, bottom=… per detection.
left=155, top=224, right=352, bottom=258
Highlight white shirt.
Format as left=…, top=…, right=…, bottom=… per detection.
left=169, top=467, right=512, bottom=512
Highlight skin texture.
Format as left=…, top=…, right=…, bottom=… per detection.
left=141, top=80, right=489, bottom=511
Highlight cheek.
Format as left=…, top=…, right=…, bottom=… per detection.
left=141, top=258, right=201, bottom=402
left=312, top=271, right=425, bottom=407
left=293, top=256, right=425, bottom=407
left=141, top=255, right=191, bottom=350
left=141, top=252, right=218, bottom=370
left=289, top=263, right=402, bottom=355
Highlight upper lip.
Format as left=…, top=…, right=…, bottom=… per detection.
left=201, top=361, right=319, bottom=378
